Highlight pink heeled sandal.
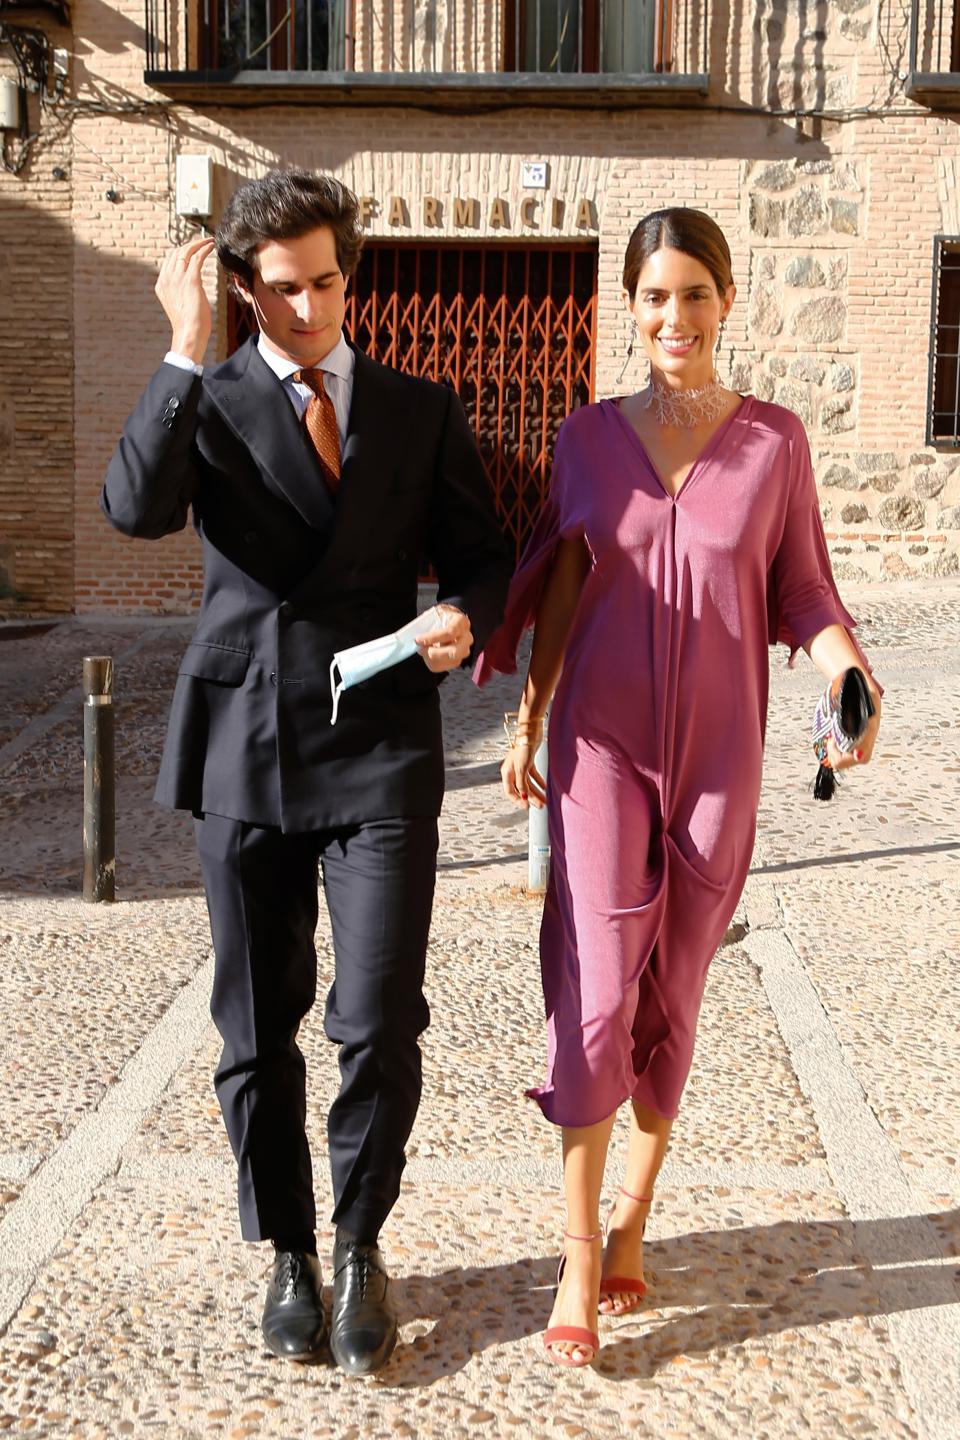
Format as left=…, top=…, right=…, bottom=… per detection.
left=599, top=1187, right=653, bottom=1316
left=544, top=1230, right=602, bottom=1367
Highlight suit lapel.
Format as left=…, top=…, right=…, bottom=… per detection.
left=204, top=337, right=335, bottom=534
left=337, top=346, right=403, bottom=504
left=289, top=347, right=413, bottom=600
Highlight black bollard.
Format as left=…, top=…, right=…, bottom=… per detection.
left=83, top=656, right=115, bottom=902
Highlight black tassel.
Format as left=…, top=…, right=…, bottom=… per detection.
left=813, top=763, right=838, bottom=801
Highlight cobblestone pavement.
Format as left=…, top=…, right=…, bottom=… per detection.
left=0, top=579, right=957, bottom=1439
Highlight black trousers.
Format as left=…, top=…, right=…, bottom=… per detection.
left=194, top=812, right=438, bottom=1244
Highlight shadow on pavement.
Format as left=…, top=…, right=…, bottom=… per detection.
left=750, top=839, right=960, bottom=876
left=375, top=1209, right=960, bottom=1386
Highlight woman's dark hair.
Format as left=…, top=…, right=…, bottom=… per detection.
left=622, top=208, right=733, bottom=301
left=216, top=169, right=364, bottom=289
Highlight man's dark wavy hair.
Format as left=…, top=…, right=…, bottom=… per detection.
left=216, top=169, right=364, bottom=291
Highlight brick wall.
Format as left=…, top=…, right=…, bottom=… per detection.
left=0, top=19, right=74, bottom=616
left=2, top=0, right=958, bottom=613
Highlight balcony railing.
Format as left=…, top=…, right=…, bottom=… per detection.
left=143, top=1, right=710, bottom=107
left=907, top=1, right=960, bottom=108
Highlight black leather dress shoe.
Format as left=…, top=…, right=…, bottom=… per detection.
left=261, top=1250, right=327, bottom=1362
left=329, top=1237, right=398, bottom=1376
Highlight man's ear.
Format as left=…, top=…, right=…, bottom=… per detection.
left=232, top=272, right=255, bottom=307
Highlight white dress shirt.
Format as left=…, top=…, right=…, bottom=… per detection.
left=164, top=330, right=356, bottom=450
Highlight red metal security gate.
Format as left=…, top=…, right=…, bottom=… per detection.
left=228, top=242, right=598, bottom=561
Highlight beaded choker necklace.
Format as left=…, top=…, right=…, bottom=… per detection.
left=642, top=377, right=728, bottom=428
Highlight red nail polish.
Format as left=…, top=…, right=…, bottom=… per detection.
left=854, top=749, right=863, bottom=761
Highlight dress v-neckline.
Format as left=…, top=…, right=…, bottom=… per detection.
left=607, top=394, right=752, bottom=501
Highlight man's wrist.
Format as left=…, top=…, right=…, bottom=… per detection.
left=164, top=351, right=203, bottom=377
left=170, top=333, right=207, bottom=365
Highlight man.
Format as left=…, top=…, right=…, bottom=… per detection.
left=102, top=170, right=510, bottom=1375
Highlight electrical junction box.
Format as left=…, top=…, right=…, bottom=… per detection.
left=0, top=77, right=20, bottom=132
left=176, top=154, right=213, bottom=217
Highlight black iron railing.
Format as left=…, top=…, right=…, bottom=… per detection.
left=144, top=0, right=708, bottom=81
left=927, top=236, right=960, bottom=445
left=909, top=0, right=960, bottom=75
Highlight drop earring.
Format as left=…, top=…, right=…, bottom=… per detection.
left=714, top=317, right=727, bottom=384
left=617, top=319, right=638, bottom=386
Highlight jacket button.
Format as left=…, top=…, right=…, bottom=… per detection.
left=168, top=396, right=181, bottom=409
left=397, top=549, right=407, bottom=561
left=243, top=530, right=258, bottom=544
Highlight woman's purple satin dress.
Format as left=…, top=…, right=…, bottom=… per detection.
left=475, top=397, right=869, bottom=1127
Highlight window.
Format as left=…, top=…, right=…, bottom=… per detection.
left=929, top=237, right=960, bottom=443
left=199, top=0, right=350, bottom=71
left=504, top=1, right=668, bottom=75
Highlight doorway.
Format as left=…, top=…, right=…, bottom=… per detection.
left=228, top=241, right=598, bottom=561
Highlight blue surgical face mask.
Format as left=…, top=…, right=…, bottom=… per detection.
left=329, top=606, right=443, bottom=724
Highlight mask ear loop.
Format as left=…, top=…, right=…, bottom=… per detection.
left=329, top=659, right=344, bottom=726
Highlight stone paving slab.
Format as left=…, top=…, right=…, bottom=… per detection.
left=780, top=876, right=959, bottom=1176
left=0, top=580, right=958, bottom=1438
left=0, top=1165, right=927, bottom=1440
left=0, top=898, right=209, bottom=1156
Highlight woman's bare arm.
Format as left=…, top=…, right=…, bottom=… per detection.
left=502, top=536, right=592, bottom=808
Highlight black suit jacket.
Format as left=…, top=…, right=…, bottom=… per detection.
left=102, top=337, right=511, bottom=832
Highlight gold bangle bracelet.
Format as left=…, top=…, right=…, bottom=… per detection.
left=503, top=710, right=545, bottom=746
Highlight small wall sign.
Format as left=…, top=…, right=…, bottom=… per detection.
left=521, top=161, right=549, bottom=189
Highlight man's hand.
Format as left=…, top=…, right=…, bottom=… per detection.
left=415, top=604, right=473, bottom=672
left=156, top=236, right=216, bottom=364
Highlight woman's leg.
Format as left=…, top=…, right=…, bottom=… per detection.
left=600, top=1101, right=673, bottom=1315
left=546, top=1112, right=616, bottom=1361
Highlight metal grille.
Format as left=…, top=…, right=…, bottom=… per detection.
left=504, top=0, right=679, bottom=74
left=909, top=2, right=960, bottom=73
left=928, top=236, right=960, bottom=444
left=148, top=0, right=706, bottom=76
left=228, top=242, right=598, bottom=560
left=194, top=0, right=351, bottom=71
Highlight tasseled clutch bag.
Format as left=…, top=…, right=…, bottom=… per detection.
left=811, top=667, right=875, bottom=801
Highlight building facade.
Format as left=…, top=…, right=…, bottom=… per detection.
left=2, top=1, right=960, bottom=615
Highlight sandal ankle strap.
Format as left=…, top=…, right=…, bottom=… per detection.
left=563, top=1229, right=603, bottom=1242
left=620, top=1187, right=654, bottom=1204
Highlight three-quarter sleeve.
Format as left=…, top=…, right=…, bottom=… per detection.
left=472, top=423, right=574, bottom=685
left=767, top=416, right=871, bottom=673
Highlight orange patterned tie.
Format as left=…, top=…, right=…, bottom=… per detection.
left=297, top=368, right=341, bottom=493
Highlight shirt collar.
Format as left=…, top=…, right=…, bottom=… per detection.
left=257, top=331, right=354, bottom=384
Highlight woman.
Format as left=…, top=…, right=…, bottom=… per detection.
left=474, top=208, right=881, bottom=1367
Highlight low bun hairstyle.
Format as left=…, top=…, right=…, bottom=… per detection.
left=623, top=208, right=733, bottom=301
